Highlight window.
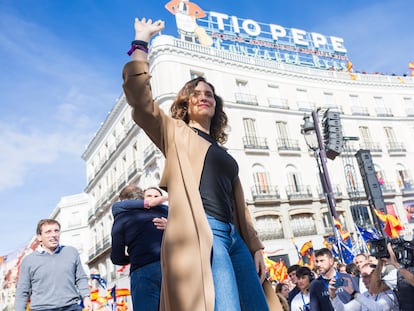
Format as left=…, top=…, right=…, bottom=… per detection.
left=235, top=80, right=257, bottom=105
left=358, top=126, right=381, bottom=151
left=252, top=164, right=271, bottom=193
left=243, top=118, right=257, bottom=137
left=276, top=121, right=288, bottom=140
left=190, top=70, right=204, bottom=79
left=267, top=85, right=288, bottom=108
left=404, top=201, right=414, bottom=224
left=242, top=118, right=267, bottom=149
left=68, top=211, right=81, bottom=227
left=324, top=92, right=335, bottom=107
left=384, top=127, right=396, bottom=143
left=349, top=94, right=368, bottom=115
left=396, top=164, right=412, bottom=190
left=349, top=94, right=360, bottom=106
left=350, top=205, right=372, bottom=228
left=291, top=214, right=316, bottom=236
left=403, top=97, right=414, bottom=116
left=236, top=80, right=249, bottom=93
left=374, top=96, right=392, bottom=116
left=359, top=126, right=371, bottom=143
left=296, top=89, right=312, bottom=110
left=256, top=216, right=284, bottom=240
left=344, top=164, right=362, bottom=194
left=286, top=165, right=302, bottom=193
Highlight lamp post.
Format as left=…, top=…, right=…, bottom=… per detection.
left=301, top=110, right=343, bottom=261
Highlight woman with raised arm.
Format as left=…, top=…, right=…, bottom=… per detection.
left=122, top=18, right=281, bottom=311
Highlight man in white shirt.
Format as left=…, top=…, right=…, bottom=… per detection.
left=329, top=262, right=398, bottom=311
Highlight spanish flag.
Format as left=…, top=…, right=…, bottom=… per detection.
left=409, top=61, right=414, bottom=76
left=334, top=218, right=351, bottom=241
left=274, top=259, right=288, bottom=282
left=264, top=256, right=277, bottom=281
left=374, top=209, right=404, bottom=238
left=347, top=60, right=353, bottom=72
left=90, top=289, right=99, bottom=301
left=299, top=240, right=315, bottom=270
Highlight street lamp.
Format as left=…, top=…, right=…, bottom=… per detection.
left=301, top=110, right=343, bottom=261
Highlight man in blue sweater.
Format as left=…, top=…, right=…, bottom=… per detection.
left=309, top=247, right=358, bottom=311
left=110, top=185, right=168, bottom=311
left=15, top=219, right=91, bottom=311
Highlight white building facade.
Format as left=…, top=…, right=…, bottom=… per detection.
left=82, top=32, right=414, bottom=279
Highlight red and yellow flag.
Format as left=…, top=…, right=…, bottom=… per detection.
left=265, top=257, right=288, bottom=282
left=299, top=240, right=315, bottom=270
left=334, top=218, right=351, bottom=240
left=347, top=60, right=353, bottom=72
left=374, top=209, right=404, bottom=238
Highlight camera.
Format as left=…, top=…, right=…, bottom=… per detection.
left=367, top=238, right=414, bottom=267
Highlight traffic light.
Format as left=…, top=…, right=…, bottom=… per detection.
left=322, top=109, right=343, bottom=160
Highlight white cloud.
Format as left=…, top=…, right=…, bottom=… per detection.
left=0, top=11, right=119, bottom=192
left=0, top=123, right=90, bottom=191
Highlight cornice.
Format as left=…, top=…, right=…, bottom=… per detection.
left=82, top=94, right=127, bottom=160
left=150, top=35, right=414, bottom=89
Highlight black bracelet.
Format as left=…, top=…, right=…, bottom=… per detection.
left=127, top=40, right=148, bottom=56
left=131, top=40, right=148, bottom=49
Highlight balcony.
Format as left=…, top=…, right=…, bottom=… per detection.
left=405, top=107, right=414, bottom=117
left=144, top=144, right=162, bottom=165
left=267, top=97, right=289, bottom=109
left=251, top=185, right=280, bottom=202
left=290, top=216, right=317, bottom=236
left=401, top=180, right=414, bottom=195
left=235, top=93, right=258, bottom=106
left=386, top=142, right=406, bottom=154
left=117, top=173, right=126, bottom=190
left=342, top=142, right=359, bottom=154
left=381, top=182, right=397, bottom=197
left=318, top=184, right=343, bottom=200
left=375, top=107, right=393, bottom=117
left=351, top=106, right=369, bottom=116
left=346, top=187, right=367, bottom=198
left=242, top=136, right=269, bottom=150
left=87, top=235, right=112, bottom=264
left=88, top=209, right=96, bottom=221
left=286, top=184, right=312, bottom=201
left=360, top=141, right=382, bottom=153
left=323, top=105, right=344, bottom=114
left=297, top=100, right=315, bottom=112
left=276, top=138, right=301, bottom=154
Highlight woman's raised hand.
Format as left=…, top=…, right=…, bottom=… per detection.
left=134, top=17, right=165, bottom=42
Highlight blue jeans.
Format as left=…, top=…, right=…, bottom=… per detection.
left=130, top=260, right=162, bottom=311
left=206, top=215, right=269, bottom=311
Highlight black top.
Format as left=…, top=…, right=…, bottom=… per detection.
left=194, top=128, right=238, bottom=223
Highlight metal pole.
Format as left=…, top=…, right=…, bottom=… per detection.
left=311, top=110, right=344, bottom=262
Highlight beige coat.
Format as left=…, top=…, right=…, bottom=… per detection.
left=123, top=61, right=282, bottom=311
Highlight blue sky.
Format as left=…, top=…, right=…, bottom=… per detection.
left=0, top=0, right=412, bottom=255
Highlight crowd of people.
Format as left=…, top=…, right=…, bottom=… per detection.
left=13, top=16, right=414, bottom=311
left=270, top=245, right=414, bottom=311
